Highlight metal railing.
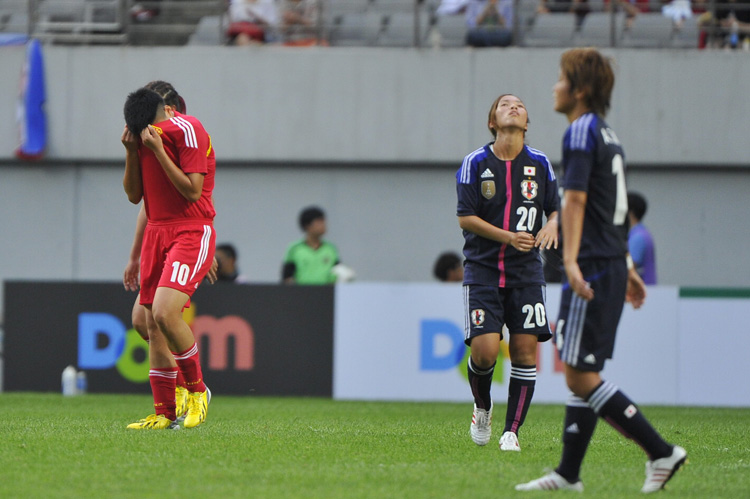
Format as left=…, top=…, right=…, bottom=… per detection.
left=0, top=0, right=746, bottom=49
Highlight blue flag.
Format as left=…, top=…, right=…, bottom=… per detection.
left=16, top=39, right=47, bottom=160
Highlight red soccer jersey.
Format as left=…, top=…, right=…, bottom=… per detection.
left=139, top=112, right=216, bottom=222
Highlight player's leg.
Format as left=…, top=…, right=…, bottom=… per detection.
left=464, top=285, right=504, bottom=446
left=127, top=306, right=180, bottom=430
left=132, top=292, right=188, bottom=419
left=131, top=294, right=149, bottom=341
left=501, top=332, right=537, bottom=451
left=152, top=290, right=212, bottom=429
left=467, top=333, right=500, bottom=446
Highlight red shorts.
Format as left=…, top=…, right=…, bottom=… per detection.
left=139, top=220, right=216, bottom=306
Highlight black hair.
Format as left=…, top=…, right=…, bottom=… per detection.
left=627, top=192, right=648, bottom=221
left=433, top=252, right=462, bottom=281
left=299, top=206, right=325, bottom=230
left=216, top=243, right=237, bottom=260
left=123, top=88, right=164, bottom=135
left=145, top=80, right=186, bottom=114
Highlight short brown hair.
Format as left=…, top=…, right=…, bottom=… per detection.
left=560, top=48, right=615, bottom=117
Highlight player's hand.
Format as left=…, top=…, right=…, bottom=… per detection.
left=123, top=260, right=140, bottom=292
left=140, top=125, right=163, bottom=153
left=565, top=262, right=594, bottom=301
left=206, top=257, right=219, bottom=284
left=121, top=126, right=138, bottom=152
left=534, top=220, right=559, bottom=250
left=509, top=232, right=535, bottom=252
left=625, top=268, right=647, bottom=309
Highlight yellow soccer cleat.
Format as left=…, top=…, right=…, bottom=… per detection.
left=175, top=386, right=189, bottom=422
left=183, top=386, right=211, bottom=429
left=126, top=414, right=180, bottom=430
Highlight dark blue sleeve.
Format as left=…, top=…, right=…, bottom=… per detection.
left=456, top=162, right=478, bottom=217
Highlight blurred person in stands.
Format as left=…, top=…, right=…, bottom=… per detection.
left=215, top=243, right=249, bottom=283
left=282, top=206, right=352, bottom=284
left=627, top=192, right=656, bottom=285
left=227, top=0, right=280, bottom=45
left=433, top=251, right=464, bottom=282
left=280, top=0, right=322, bottom=46
left=466, top=0, right=514, bottom=46
left=456, top=94, right=560, bottom=452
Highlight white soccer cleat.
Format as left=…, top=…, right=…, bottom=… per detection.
left=499, top=431, right=521, bottom=451
left=515, top=471, right=584, bottom=492
left=470, top=403, right=493, bottom=446
left=641, top=445, right=687, bottom=493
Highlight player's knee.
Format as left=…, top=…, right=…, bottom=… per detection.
left=131, top=314, right=148, bottom=341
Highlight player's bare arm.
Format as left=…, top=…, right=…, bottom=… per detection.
left=534, top=211, right=559, bottom=250
left=625, top=261, right=647, bottom=309
left=561, top=190, right=594, bottom=301
left=123, top=204, right=147, bottom=292
left=122, top=126, right=143, bottom=203
left=458, top=214, right=534, bottom=251
left=141, top=125, right=205, bottom=202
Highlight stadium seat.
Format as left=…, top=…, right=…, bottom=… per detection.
left=434, top=14, right=467, bottom=47
left=574, top=12, right=625, bottom=47
left=522, top=14, right=577, bottom=47
left=329, top=11, right=384, bottom=46
left=377, top=11, right=430, bottom=47
left=621, top=13, right=675, bottom=48
left=671, top=15, right=699, bottom=48
left=188, top=15, right=225, bottom=45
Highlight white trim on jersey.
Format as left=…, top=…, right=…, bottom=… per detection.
left=526, top=146, right=556, bottom=181
left=190, top=225, right=212, bottom=281
left=171, top=116, right=198, bottom=149
left=459, top=146, right=486, bottom=184
left=570, top=113, right=594, bottom=151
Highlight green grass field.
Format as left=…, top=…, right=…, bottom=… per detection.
left=0, top=393, right=747, bottom=498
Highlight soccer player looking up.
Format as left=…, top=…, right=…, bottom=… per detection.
left=516, top=48, right=685, bottom=493
left=456, top=94, right=560, bottom=451
left=122, top=87, right=216, bottom=430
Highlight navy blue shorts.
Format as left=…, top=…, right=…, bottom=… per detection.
left=463, top=284, right=552, bottom=345
left=555, top=258, right=628, bottom=372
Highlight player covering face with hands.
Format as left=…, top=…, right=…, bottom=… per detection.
left=122, top=85, right=216, bottom=430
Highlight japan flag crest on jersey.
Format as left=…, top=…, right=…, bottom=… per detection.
left=521, top=180, right=538, bottom=200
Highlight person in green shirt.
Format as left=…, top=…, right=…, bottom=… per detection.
left=282, top=206, right=341, bottom=285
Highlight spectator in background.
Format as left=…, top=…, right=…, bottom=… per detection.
left=280, top=0, right=322, bottom=46
left=433, top=251, right=464, bottom=282
left=282, top=206, right=345, bottom=285
left=215, top=243, right=249, bottom=283
left=466, top=0, right=514, bottom=46
left=226, top=0, right=280, bottom=45
left=627, top=192, right=656, bottom=285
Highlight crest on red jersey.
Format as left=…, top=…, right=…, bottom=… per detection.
left=521, top=180, right=538, bottom=200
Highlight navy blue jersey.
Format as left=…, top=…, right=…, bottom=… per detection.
left=457, top=143, right=559, bottom=287
left=561, top=113, right=629, bottom=260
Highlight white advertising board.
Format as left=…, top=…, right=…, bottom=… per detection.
left=332, top=283, right=740, bottom=406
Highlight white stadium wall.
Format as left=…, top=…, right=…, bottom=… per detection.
left=333, top=283, right=750, bottom=407
left=0, top=47, right=749, bottom=318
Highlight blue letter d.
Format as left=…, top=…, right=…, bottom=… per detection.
left=78, top=313, right=126, bottom=369
left=420, top=319, right=465, bottom=370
